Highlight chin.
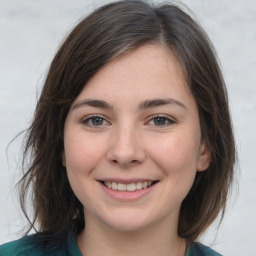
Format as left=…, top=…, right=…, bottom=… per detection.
left=106, top=220, right=150, bottom=233
left=99, top=209, right=161, bottom=233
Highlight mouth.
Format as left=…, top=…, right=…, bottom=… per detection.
left=100, top=180, right=158, bottom=192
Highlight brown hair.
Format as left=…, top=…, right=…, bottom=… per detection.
left=19, top=0, right=236, bottom=243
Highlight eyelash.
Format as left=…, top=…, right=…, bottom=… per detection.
left=82, top=115, right=110, bottom=127
left=146, top=115, right=175, bottom=127
left=81, top=114, right=175, bottom=128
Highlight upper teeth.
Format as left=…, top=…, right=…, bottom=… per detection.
left=104, top=181, right=153, bottom=192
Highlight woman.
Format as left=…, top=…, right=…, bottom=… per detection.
left=0, top=1, right=235, bottom=255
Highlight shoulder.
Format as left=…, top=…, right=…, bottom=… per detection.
left=188, top=242, right=222, bottom=256
left=0, top=231, right=81, bottom=256
left=0, top=234, right=44, bottom=256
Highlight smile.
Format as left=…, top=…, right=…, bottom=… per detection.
left=103, top=181, right=155, bottom=192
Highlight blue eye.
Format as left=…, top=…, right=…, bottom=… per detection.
left=148, top=116, right=175, bottom=127
left=154, top=117, right=167, bottom=125
left=82, top=116, right=108, bottom=126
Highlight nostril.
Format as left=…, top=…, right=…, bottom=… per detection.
left=111, top=159, right=138, bottom=165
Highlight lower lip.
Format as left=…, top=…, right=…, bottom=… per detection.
left=99, top=182, right=157, bottom=201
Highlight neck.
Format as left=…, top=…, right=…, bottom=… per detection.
left=77, top=214, right=187, bottom=256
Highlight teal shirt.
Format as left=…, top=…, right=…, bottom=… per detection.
left=0, top=232, right=221, bottom=256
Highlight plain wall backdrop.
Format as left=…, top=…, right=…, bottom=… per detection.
left=0, top=0, right=255, bottom=255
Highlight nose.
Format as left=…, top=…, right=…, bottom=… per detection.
left=107, top=124, right=146, bottom=167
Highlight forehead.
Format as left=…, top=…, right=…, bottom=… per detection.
left=73, top=44, right=192, bottom=106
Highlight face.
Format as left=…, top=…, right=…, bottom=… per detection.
left=63, top=44, right=210, bottom=233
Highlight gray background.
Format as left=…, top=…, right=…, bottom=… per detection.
left=0, top=0, right=255, bottom=255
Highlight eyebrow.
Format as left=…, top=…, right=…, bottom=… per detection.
left=72, top=99, right=113, bottom=110
left=138, top=98, right=187, bottom=111
left=72, top=98, right=187, bottom=111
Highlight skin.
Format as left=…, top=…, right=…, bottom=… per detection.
left=62, top=44, right=210, bottom=256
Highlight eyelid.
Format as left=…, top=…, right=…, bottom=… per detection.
left=81, top=114, right=111, bottom=127
left=81, top=114, right=176, bottom=128
left=146, top=114, right=176, bottom=126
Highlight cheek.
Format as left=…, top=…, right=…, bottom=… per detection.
left=64, top=132, right=106, bottom=177
left=148, top=131, right=201, bottom=176
left=63, top=132, right=107, bottom=207
left=144, top=132, right=201, bottom=213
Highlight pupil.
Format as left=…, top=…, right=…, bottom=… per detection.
left=92, top=118, right=103, bottom=125
left=154, top=117, right=165, bottom=125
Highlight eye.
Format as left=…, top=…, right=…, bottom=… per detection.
left=147, top=115, right=175, bottom=127
left=82, top=115, right=109, bottom=127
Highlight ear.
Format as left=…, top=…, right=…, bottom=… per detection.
left=197, top=141, right=211, bottom=172
left=62, top=152, right=66, bottom=167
